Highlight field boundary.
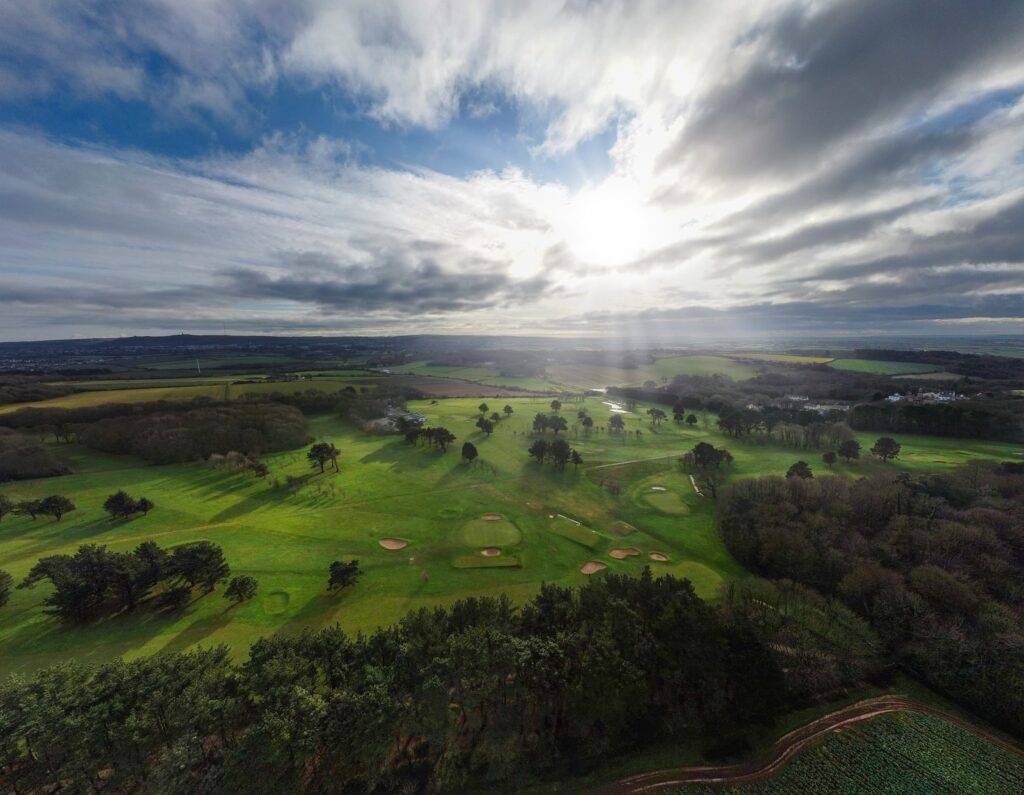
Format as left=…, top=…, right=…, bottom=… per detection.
left=594, top=695, right=1024, bottom=793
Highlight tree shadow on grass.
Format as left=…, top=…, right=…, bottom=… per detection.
left=359, top=439, right=442, bottom=473
left=155, top=604, right=233, bottom=656
left=0, top=516, right=122, bottom=567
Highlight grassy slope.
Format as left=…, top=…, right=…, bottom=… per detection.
left=0, top=396, right=1020, bottom=677
left=386, top=362, right=561, bottom=392
left=829, top=358, right=943, bottom=375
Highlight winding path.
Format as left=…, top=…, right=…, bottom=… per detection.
left=594, top=695, right=1024, bottom=793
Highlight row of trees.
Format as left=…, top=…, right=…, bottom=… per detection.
left=18, top=540, right=230, bottom=622
left=0, top=571, right=793, bottom=792
left=404, top=426, right=457, bottom=452
left=0, top=493, right=75, bottom=522
left=527, top=438, right=582, bottom=470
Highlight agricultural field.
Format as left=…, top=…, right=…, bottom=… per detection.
left=0, top=376, right=378, bottom=415
left=681, top=711, right=1024, bottom=793
left=1, top=393, right=1020, bottom=677
left=728, top=353, right=835, bottom=365
left=829, top=358, right=943, bottom=375
left=384, top=361, right=561, bottom=391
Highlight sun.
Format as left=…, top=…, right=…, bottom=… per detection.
left=562, top=180, right=654, bottom=267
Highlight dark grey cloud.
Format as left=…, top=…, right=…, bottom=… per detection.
left=662, top=0, right=1024, bottom=179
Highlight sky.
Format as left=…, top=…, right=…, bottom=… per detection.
left=1, top=0, right=1023, bottom=342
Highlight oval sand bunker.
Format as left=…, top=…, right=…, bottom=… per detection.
left=379, top=538, right=409, bottom=550
left=649, top=552, right=669, bottom=562
left=481, top=513, right=503, bottom=521
left=609, top=547, right=641, bottom=559
left=480, top=547, right=502, bottom=557
left=580, top=561, right=607, bottom=575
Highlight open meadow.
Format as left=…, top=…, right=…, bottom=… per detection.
left=1, top=394, right=1020, bottom=677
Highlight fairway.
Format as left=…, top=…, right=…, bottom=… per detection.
left=829, top=358, right=943, bottom=375
left=0, top=395, right=1019, bottom=677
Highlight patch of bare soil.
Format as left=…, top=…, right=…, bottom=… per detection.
left=378, top=538, right=409, bottom=550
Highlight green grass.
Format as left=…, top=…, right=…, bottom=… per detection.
left=0, top=394, right=1019, bottom=677
left=458, top=516, right=522, bottom=547
left=681, top=711, right=1024, bottom=793
left=452, top=554, right=522, bottom=569
left=729, top=353, right=835, bottom=365
left=386, top=362, right=560, bottom=391
left=548, top=516, right=604, bottom=549
left=829, top=358, right=943, bottom=375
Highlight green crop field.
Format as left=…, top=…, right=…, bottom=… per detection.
left=829, top=358, right=943, bottom=375
left=681, top=711, right=1024, bottom=793
left=0, top=395, right=1019, bottom=677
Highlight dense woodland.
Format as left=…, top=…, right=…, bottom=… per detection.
left=718, top=464, right=1024, bottom=737
left=0, top=569, right=888, bottom=792
left=0, top=428, right=69, bottom=482
left=76, top=404, right=310, bottom=464
left=852, top=348, right=1024, bottom=380
left=849, top=399, right=1023, bottom=442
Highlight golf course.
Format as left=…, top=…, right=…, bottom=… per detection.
left=1, top=393, right=1019, bottom=677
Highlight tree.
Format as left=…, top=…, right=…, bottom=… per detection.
left=307, top=442, right=339, bottom=473
left=104, top=490, right=137, bottom=520
left=570, top=449, right=583, bottom=470
left=432, top=428, right=456, bottom=452
left=822, top=451, right=837, bottom=468
left=0, top=494, right=11, bottom=522
left=14, top=499, right=43, bottom=520
left=581, top=415, right=594, bottom=435
left=647, top=407, right=666, bottom=427
left=548, top=415, right=568, bottom=435
left=461, top=442, right=478, bottom=463
left=871, top=437, right=901, bottom=462
left=679, top=442, right=733, bottom=498
left=609, top=414, right=625, bottom=433
left=475, top=417, right=494, bottom=436
left=328, top=559, right=360, bottom=590
left=224, top=575, right=258, bottom=604
left=490, top=412, right=501, bottom=423
left=135, top=497, right=154, bottom=515
left=503, top=405, right=513, bottom=417
left=478, top=403, right=489, bottom=416
left=673, top=403, right=686, bottom=422
left=548, top=438, right=571, bottom=470
left=39, top=495, right=75, bottom=521
left=786, top=461, right=813, bottom=479
left=170, top=541, right=229, bottom=591
left=550, top=399, right=562, bottom=412
left=686, top=413, right=698, bottom=427
left=0, top=569, right=11, bottom=608
left=532, top=413, right=549, bottom=433
left=528, top=439, right=548, bottom=464
left=838, top=439, right=861, bottom=463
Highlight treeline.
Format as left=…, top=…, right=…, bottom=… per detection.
left=18, top=540, right=230, bottom=622
left=0, top=571, right=816, bottom=792
left=849, top=399, right=1023, bottom=442
left=0, top=378, right=77, bottom=406
left=718, top=465, right=1024, bottom=736
left=0, top=428, right=69, bottom=482
left=853, top=348, right=1024, bottom=380
left=77, top=403, right=309, bottom=464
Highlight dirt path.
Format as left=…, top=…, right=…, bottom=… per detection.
left=594, top=695, right=1024, bottom=793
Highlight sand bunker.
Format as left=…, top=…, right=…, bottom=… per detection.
left=480, top=547, right=502, bottom=557
left=650, top=485, right=667, bottom=492
left=649, top=552, right=669, bottom=562
left=581, top=561, right=607, bottom=575
left=481, top=513, right=503, bottom=521
left=609, top=547, right=641, bottom=559
left=378, top=538, right=409, bottom=550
